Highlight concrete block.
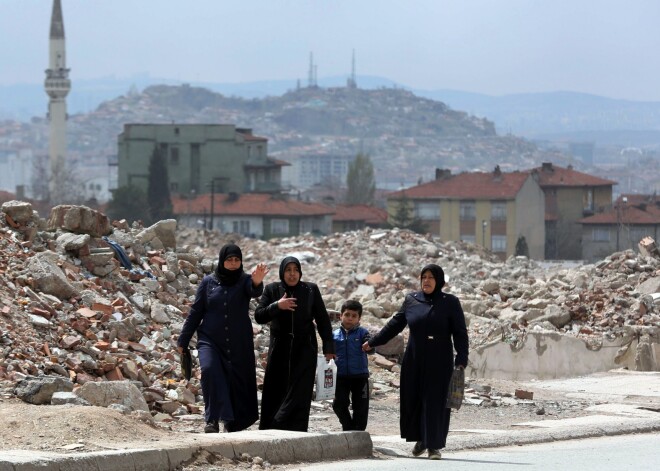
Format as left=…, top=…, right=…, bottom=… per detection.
left=263, top=438, right=298, bottom=464
left=130, top=449, right=170, bottom=471
left=231, top=438, right=268, bottom=461
left=344, top=431, right=372, bottom=457
left=204, top=442, right=236, bottom=460
left=13, top=460, right=56, bottom=471
left=165, top=446, right=198, bottom=469
left=95, top=450, right=137, bottom=471
left=289, top=435, right=323, bottom=462
left=467, top=331, right=628, bottom=380
left=318, top=432, right=349, bottom=460
left=52, top=455, right=100, bottom=471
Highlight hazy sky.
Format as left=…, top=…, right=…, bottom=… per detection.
left=2, top=0, right=660, bottom=101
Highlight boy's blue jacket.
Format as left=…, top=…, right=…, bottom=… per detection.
left=333, top=325, right=371, bottom=378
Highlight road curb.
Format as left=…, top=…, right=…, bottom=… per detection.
left=372, top=418, right=660, bottom=457
left=0, top=430, right=373, bottom=471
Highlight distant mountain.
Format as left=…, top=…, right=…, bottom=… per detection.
left=3, top=76, right=660, bottom=147
left=43, top=83, right=567, bottom=190
left=0, top=74, right=398, bottom=121
left=415, top=89, right=660, bottom=143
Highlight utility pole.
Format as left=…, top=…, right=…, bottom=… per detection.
left=482, top=220, right=488, bottom=247
left=616, top=196, right=628, bottom=252
left=209, top=180, right=215, bottom=230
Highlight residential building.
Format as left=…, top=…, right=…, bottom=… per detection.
left=283, top=153, right=351, bottom=189
left=116, top=124, right=288, bottom=196
left=332, top=204, right=388, bottom=232
left=529, top=162, right=616, bottom=260
left=172, top=193, right=334, bottom=239
left=579, top=194, right=660, bottom=261
left=386, top=166, right=545, bottom=260
left=0, top=148, right=34, bottom=198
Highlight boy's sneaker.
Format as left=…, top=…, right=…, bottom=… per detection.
left=428, top=449, right=442, bottom=460
left=204, top=420, right=219, bottom=433
left=412, top=441, right=426, bottom=457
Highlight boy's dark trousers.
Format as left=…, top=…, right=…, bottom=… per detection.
left=332, top=376, right=369, bottom=431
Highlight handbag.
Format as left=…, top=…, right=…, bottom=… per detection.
left=446, top=366, right=465, bottom=410
left=314, top=355, right=337, bottom=401
left=180, top=348, right=193, bottom=381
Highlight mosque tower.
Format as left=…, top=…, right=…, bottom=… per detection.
left=44, top=0, right=71, bottom=196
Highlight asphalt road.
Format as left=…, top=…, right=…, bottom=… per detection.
left=293, top=433, right=660, bottom=471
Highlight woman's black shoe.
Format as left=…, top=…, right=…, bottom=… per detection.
left=204, top=420, right=219, bottom=433
left=412, top=441, right=426, bottom=457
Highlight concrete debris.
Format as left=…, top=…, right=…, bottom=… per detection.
left=0, top=202, right=658, bottom=426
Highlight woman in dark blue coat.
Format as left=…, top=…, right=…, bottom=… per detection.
left=255, top=256, right=335, bottom=432
left=363, top=264, right=468, bottom=460
left=177, top=244, right=268, bottom=433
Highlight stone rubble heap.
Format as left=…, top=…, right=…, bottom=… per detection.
left=0, top=201, right=658, bottom=424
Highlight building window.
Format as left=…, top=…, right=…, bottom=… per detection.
left=460, top=201, right=476, bottom=221
left=461, top=235, right=476, bottom=244
left=491, top=201, right=507, bottom=221
left=415, top=201, right=440, bottom=220
left=271, top=219, right=289, bottom=235
left=584, top=189, right=594, bottom=211
left=492, top=235, right=507, bottom=252
left=233, top=220, right=250, bottom=234
left=170, top=147, right=180, bottom=165
left=592, top=227, right=610, bottom=242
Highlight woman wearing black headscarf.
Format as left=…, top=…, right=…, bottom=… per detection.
left=255, top=256, right=335, bottom=431
left=363, top=264, right=468, bottom=460
left=177, top=243, right=269, bottom=433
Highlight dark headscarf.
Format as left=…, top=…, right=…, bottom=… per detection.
left=420, top=263, right=445, bottom=299
left=279, top=256, right=302, bottom=295
left=215, top=243, right=244, bottom=286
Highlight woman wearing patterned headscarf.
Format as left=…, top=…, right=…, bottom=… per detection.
left=363, top=264, right=468, bottom=460
left=177, top=243, right=269, bottom=433
left=255, top=256, right=335, bottom=431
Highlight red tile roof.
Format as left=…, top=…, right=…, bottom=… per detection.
left=579, top=205, right=660, bottom=225
left=387, top=171, right=531, bottom=200
left=333, top=204, right=388, bottom=224
left=172, top=193, right=334, bottom=217
left=529, top=163, right=616, bottom=188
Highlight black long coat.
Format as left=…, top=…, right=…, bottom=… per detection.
left=254, top=280, right=335, bottom=431
left=369, top=290, right=468, bottom=449
left=178, top=273, right=263, bottom=432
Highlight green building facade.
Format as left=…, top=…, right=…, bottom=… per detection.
left=117, top=124, right=285, bottom=196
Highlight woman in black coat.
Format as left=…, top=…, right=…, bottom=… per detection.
left=363, top=264, right=468, bottom=460
left=177, top=244, right=268, bottom=433
left=255, top=256, right=335, bottom=432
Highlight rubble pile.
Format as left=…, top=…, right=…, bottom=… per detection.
left=0, top=201, right=658, bottom=424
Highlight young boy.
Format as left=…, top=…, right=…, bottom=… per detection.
left=332, top=300, right=371, bottom=431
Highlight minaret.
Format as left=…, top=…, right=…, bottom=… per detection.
left=347, top=49, right=357, bottom=89
left=44, top=0, right=71, bottom=196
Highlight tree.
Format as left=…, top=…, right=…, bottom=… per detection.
left=389, top=192, right=428, bottom=234
left=106, top=185, right=149, bottom=223
left=147, top=146, right=173, bottom=224
left=345, top=153, right=375, bottom=205
left=515, top=235, right=529, bottom=257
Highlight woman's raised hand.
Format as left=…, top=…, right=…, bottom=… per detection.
left=251, top=263, right=270, bottom=285
left=277, top=293, right=297, bottom=311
